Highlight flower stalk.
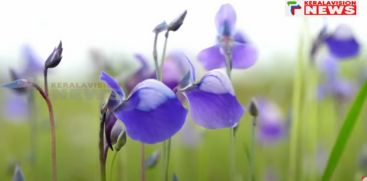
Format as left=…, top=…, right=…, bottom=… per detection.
left=31, top=82, right=57, bottom=181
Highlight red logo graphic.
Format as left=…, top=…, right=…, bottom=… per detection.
left=304, top=0, right=357, bottom=15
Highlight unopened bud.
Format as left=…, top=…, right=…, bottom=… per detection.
left=45, top=41, right=63, bottom=69
left=153, top=21, right=168, bottom=34
left=12, top=164, right=24, bottom=181
left=168, top=10, right=187, bottom=32
left=249, top=99, right=258, bottom=117
left=115, top=131, right=127, bottom=151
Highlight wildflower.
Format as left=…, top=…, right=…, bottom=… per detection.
left=311, top=25, right=360, bottom=61
left=100, top=72, right=187, bottom=144
left=324, top=25, right=360, bottom=59
left=197, top=4, right=257, bottom=70
left=2, top=45, right=44, bottom=119
left=183, top=69, right=244, bottom=129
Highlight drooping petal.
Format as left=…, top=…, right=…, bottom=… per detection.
left=185, top=70, right=244, bottom=129
left=215, top=4, right=237, bottom=36
left=197, top=45, right=226, bottom=70
left=114, top=79, right=187, bottom=144
left=324, top=25, right=360, bottom=59
left=100, top=72, right=125, bottom=101
left=232, top=43, right=257, bottom=69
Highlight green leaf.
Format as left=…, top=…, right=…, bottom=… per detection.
left=322, top=80, right=367, bottom=181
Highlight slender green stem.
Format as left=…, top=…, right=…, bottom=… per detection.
left=155, top=30, right=172, bottom=181
left=28, top=91, right=38, bottom=180
left=164, top=139, right=171, bottom=181
left=223, top=46, right=233, bottom=79
left=229, top=128, right=236, bottom=180
left=32, top=83, right=57, bottom=181
left=108, top=151, right=118, bottom=181
left=250, top=117, right=257, bottom=181
left=141, top=143, right=145, bottom=181
left=153, top=33, right=160, bottom=80
left=288, top=34, right=304, bottom=181
left=99, top=111, right=107, bottom=181
left=159, top=31, right=170, bottom=81
left=223, top=43, right=236, bottom=180
left=44, top=69, right=49, bottom=96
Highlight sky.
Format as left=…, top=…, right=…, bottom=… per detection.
left=0, top=0, right=366, bottom=78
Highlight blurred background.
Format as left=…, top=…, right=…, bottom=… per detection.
left=0, top=0, right=367, bottom=180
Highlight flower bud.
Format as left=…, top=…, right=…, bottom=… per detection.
left=153, top=21, right=168, bottom=34
left=168, top=10, right=187, bottom=32
left=114, top=131, right=127, bottom=151
left=45, top=41, right=63, bottom=69
left=12, top=164, right=24, bottom=181
left=249, top=99, right=258, bottom=117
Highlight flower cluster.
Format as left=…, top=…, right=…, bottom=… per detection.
left=100, top=4, right=256, bottom=144
left=312, top=25, right=360, bottom=102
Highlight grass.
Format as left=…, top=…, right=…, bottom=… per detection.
left=322, top=80, right=367, bottom=181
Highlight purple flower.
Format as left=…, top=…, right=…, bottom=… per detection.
left=100, top=72, right=187, bottom=144
left=312, top=25, right=360, bottom=60
left=256, top=98, right=286, bottom=144
left=183, top=69, right=244, bottom=129
left=2, top=45, right=43, bottom=121
left=197, top=4, right=257, bottom=70
left=324, top=25, right=360, bottom=59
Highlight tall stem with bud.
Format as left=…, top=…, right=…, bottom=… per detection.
left=152, top=10, right=187, bottom=181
